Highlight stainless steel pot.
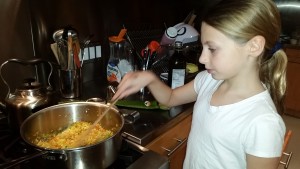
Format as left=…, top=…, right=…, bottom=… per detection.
left=0, top=102, right=124, bottom=169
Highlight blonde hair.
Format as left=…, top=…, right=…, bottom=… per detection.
left=203, top=0, right=287, bottom=114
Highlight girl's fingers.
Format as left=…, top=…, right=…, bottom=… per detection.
left=112, top=71, right=148, bottom=101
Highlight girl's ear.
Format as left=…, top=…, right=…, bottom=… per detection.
left=248, top=35, right=265, bottom=57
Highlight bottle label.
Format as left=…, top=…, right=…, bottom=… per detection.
left=107, top=61, right=121, bottom=83
left=171, top=69, right=185, bottom=89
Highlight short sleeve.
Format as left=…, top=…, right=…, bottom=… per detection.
left=243, top=114, right=286, bottom=157
left=194, top=70, right=217, bottom=94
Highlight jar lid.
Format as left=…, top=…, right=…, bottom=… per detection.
left=109, top=36, right=125, bottom=43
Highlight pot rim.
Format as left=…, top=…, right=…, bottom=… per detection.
left=20, top=101, right=124, bottom=151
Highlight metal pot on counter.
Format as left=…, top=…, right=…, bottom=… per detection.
left=0, top=102, right=124, bottom=169
left=0, top=58, right=58, bottom=131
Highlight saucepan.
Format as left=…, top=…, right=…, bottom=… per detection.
left=0, top=102, right=124, bottom=169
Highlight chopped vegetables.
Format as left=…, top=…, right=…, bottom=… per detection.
left=35, top=121, right=113, bottom=149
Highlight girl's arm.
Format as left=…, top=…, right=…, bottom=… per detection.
left=246, top=154, right=280, bottom=169
left=112, top=71, right=197, bottom=107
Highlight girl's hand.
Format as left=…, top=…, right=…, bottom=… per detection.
left=112, top=71, right=155, bottom=100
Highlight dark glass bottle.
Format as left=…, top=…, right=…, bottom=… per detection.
left=168, top=41, right=186, bottom=89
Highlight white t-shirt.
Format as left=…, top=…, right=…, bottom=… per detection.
left=183, top=71, right=286, bottom=169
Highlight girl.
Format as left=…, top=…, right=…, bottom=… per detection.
left=112, top=0, right=287, bottom=168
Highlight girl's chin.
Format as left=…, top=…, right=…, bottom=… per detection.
left=207, top=70, right=220, bottom=79
left=207, top=69, right=213, bottom=74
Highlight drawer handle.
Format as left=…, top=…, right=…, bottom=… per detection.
left=280, top=151, right=293, bottom=169
left=161, top=137, right=187, bottom=156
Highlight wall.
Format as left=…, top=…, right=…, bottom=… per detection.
left=0, top=0, right=36, bottom=99
left=28, top=0, right=196, bottom=86
left=0, top=0, right=216, bottom=99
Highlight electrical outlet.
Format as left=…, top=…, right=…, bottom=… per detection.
left=89, top=46, right=95, bottom=59
left=79, top=48, right=89, bottom=61
left=96, top=45, right=101, bottom=58
left=79, top=45, right=101, bottom=61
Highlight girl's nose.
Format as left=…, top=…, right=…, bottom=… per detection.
left=199, top=51, right=207, bottom=64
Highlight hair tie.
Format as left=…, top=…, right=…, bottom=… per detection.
left=270, top=41, right=282, bottom=55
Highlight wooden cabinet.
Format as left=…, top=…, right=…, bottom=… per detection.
left=146, top=113, right=192, bottom=169
left=284, top=47, right=300, bottom=118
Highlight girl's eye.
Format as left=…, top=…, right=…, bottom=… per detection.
left=208, top=48, right=216, bottom=53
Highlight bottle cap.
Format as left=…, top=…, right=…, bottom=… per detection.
left=174, top=41, right=183, bottom=48
left=109, top=28, right=127, bottom=43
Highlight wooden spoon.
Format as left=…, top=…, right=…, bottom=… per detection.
left=71, top=99, right=119, bottom=148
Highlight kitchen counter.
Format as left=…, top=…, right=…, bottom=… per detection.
left=121, top=103, right=193, bottom=146
left=144, top=105, right=193, bottom=143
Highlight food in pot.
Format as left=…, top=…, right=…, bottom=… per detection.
left=35, top=121, right=113, bottom=149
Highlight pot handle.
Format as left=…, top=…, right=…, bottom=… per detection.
left=0, top=58, right=54, bottom=99
left=0, top=151, right=48, bottom=169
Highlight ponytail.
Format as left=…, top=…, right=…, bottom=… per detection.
left=260, top=49, right=287, bottom=114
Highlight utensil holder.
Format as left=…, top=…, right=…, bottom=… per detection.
left=58, top=69, right=82, bottom=98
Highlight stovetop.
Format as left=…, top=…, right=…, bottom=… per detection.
left=0, top=108, right=171, bottom=169
left=119, top=107, right=181, bottom=146
left=0, top=110, right=168, bottom=169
